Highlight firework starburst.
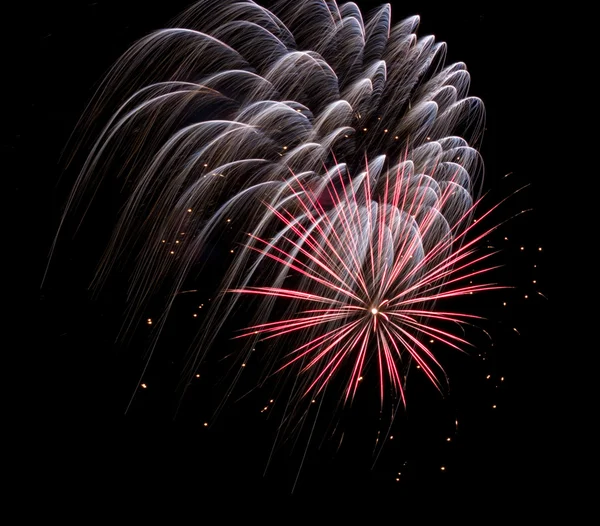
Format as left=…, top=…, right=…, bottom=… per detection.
left=44, top=0, right=505, bottom=485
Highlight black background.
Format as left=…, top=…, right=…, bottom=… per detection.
left=10, top=0, right=551, bottom=514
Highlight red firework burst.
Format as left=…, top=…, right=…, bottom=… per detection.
left=229, top=157, right=505, bottom=409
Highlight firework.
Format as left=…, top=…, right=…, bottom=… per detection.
left=229, top=161, right=503, bottom=405
left=47, top=0, right=497, bottom=481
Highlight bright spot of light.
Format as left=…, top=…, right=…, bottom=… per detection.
left=371, top=307, right=378, bottom=315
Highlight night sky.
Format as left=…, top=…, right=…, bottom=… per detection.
left=11, top=0, right=551, bottom=511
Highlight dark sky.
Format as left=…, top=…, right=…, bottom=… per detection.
left=10, top=0, right=551, bottom=512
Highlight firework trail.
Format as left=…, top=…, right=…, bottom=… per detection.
left=46, top=0, right=497, bottom=479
